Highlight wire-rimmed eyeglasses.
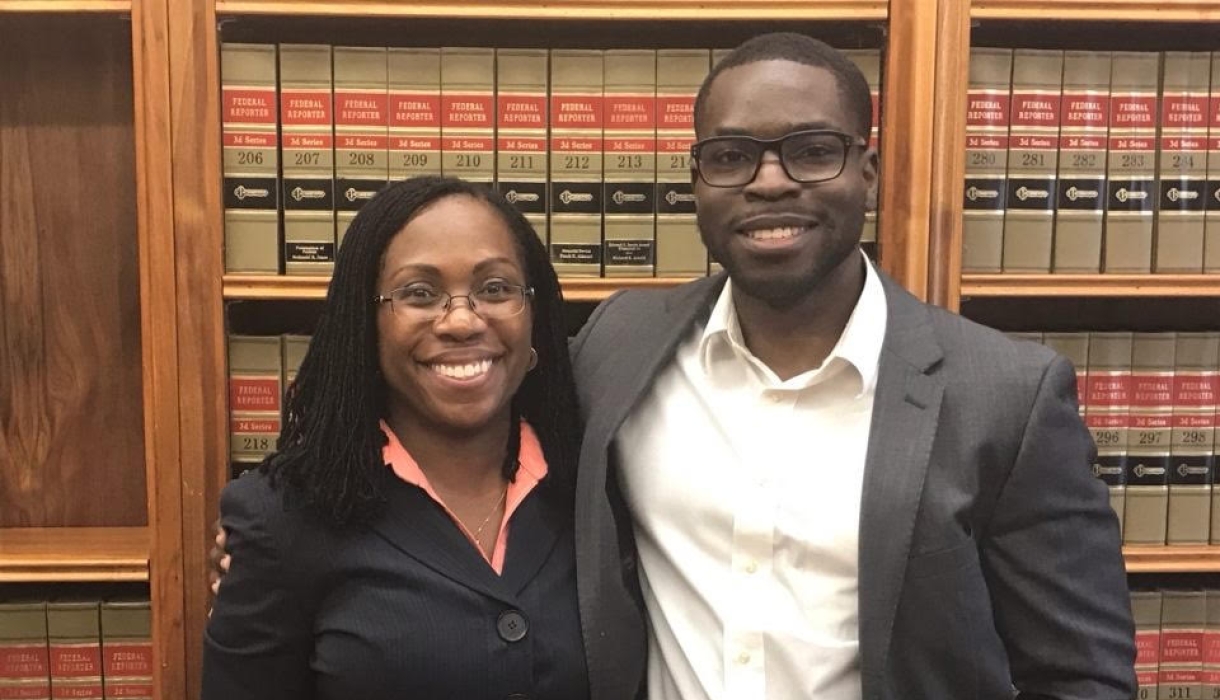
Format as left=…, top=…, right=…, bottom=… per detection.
left=374, top=282, right=535, bottom=322
left=690, top=129, right=867, bottom=188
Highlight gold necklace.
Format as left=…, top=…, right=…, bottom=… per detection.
left=470, top=486, right=508, bottom=554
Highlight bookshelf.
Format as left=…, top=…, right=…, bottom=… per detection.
left=1124, top=545, right=1220, bottom=573
left=0, top=528, right=150, bottom=582
left=0, top=0, right=131, bottom=11
left=212, top=0, right=889, bottom=20
left=971, top=0, right=1220, bottom=22
left=962, top=274, right=1220, bottom=297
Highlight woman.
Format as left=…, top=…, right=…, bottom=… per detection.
left=203, top=176, right=587, bottom=699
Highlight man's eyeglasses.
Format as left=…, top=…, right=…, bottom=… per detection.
left=690, top=129, right=867, bottom=188
left=374, top=282, right=535, bottom=323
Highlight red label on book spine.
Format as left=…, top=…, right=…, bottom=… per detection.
left=1110, top=95, right=1158, bottom=127
left=441, top=94, right=493, bottom=128
left=498, top=137, right=546, bottom=152
left=222, top=88, right=277, bottom=124
left=966, top=92, right=1010, bottom=128
left=337, top=135, right=388, bottom=150
left=441, top=137, right=493, bottom=152
left=606, top=138, right=654, bottom=152
left=605, top=96, right=657, bottom=129
left=1011, top=93, right=1061, bottom=128
left=1062, top=95, right=1110, bottom=128
left=498, top=95, right=547, bottom=127
left=102, top=644, right=152, bottom=677
left=551, top=137, right=603, bottom=153
left=280, top=91, right=332, bottom=126
left=656, top=96, right=694, bottom=129
left=551, top=96, right=605, bottom=129
left=335, top=92, right=388, bottom=127
left=49, top=647, right=101, bottom=678
left=229, top=378, right=280, bottom=411
left=1162, top=95, right=1210, bottom=127
left=391, top=136, right=439, bottom=150
left=389, top=94, right=440, bottom=127
left=0, top=645, right=49, bottom=680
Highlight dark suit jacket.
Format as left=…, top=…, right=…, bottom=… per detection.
left=569, top=270, right=1137, bottom=700
left=203, top=470, right=589, bottom=700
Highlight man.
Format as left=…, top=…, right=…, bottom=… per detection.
left=568, top=33, right=1134, bottom=700
left=215, top=32, right=1135, bottom=700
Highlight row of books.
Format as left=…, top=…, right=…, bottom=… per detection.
left=221, top=43, right=882, bottom=279
left=0, top=599, right=152, bottom=700
left=1132, top=589, right=1220, bottom=700
left=964, top=48, right=1220, bottom=274
left=1015, top=330, right=1220, bottom=546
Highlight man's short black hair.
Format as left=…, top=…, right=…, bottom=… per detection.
left=694, top=33, right=873, bottom=142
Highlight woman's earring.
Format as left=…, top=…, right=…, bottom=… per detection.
left=528, top=348, right=538, bottom=371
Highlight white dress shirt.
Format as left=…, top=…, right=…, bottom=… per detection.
left=617, top=253, right=887, bottom=700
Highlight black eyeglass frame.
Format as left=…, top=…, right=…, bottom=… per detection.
left=373, top=283, right=536, bottom=321
left=690, top=129, right=869, bottom=188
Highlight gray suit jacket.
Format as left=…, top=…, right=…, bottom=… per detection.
left=570, top=270, right=1136, bottom=700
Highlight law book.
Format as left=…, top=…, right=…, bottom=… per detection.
left=333, top=46, right=389, bottom=250
left=278, top=44, right=335, bottom=276
left=495, top=49, right=549, bottom=246
left=440, top=47, right=495, bottom=185
left=1131, top=590, right=1164, bottom=700
left=549, top=49, right=605, bottom=276
left=844, top=48, right=883, bottom=258
left=388, top=48, right=442, bottom=180
left=99, top=600, right=152, bottom=700
left=1003, top=49, right=1063, bottom=273
left=603, top=49, right=657, bottom=278
left=962, top=47, right=1013, bottom=273
left=655, top=49, right=709, bottom=278
left=707, top=48, right=731, bottom=275
left=1204, top=590, right=1220, bottom=699
left=1086, top=331, right=1134, bottom=529
left=1168, top=332, right=1219, bottom=545
left=220, top=43, right=280, bottom=274
left=1155, top=52, right=1212, bottom=272
left=0, top=600, right=50, bottom=700
left=228, top=335, right=283, bottom=464
left=1042, top=331, right=1090, bottom=417
left=1159, top=590, right=1206, bottom=700
left=47, top=601, right=101, bottom=700
left=1054, top=51, right=1111, bottom=273
left=1104, top=52, right=1160, bottom=273
left=1124, top=332, right=1175, bottom=546
left=281, top=334, right=310, bottom=399
left=1205, top=52, right=1220, bottom=273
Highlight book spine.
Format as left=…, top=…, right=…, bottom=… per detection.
left=279, top=44, right=335, bottom=276
left=1203, top=589, right=1220, bottom=698
left=0, top=602, right=50, bottom=700
left=655, top=49, right=709, bottom=278
left=387, top=48, right=441, bottom=180
left=1159, top=590, right=1206, bottom=700
left=962, top=47, right=1013, bottom=273
left=1205, top=52, right=1220, bottom=272
left=1104, top=52, right=1160, bottom=274
left=1054, top=51, right=1111, bottom=273
left=495, top=49, right=549, bottom=247
left=440, top=47, right=495, bottom=184
left=1003, top=49, right=1063, bottom=273
left=1168, top=332, right=1218, bottom=545
left=1042, top=331, right=1090, bottom=417
left=549, top=49, right=605, bottom=277
left=46, top=603, right=101, bottom=700
left=1155, top=52, right=1212, bottom=272
left=1132, top=590, right=1164, bottom=700
left=99, top=602, right=152, bottom=700
left=1125, top=332, right=1176, bottom=546
left=227, top=335, right=283, bottom=464
left=1087, top=331, right=1134, bottom=530
left=333, top=46, right=389, bottom=250
left=220, top=43, right=280, bottom=274
left=603, top=50, right=657, bottom=278
left=844, top=48, right=883, bottom=257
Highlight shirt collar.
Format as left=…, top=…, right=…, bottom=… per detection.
left=698, top=250, right=887, bottom=397
left=379, top=419, right=549, bottom=487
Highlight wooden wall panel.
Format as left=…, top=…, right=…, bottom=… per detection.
left=0, top=16, right=145, bottom=527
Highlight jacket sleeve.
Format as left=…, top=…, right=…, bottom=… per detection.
left=980, top=355, right=1137, bottom=700
left=202, top=475, right=315, bottom=700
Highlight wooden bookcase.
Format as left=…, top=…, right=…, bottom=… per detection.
left=5, top=0, right=1218, bottom=698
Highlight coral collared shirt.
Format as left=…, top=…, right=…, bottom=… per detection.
left=380, top=420, right=548, bottom=575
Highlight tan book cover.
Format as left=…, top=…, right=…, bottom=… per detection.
left=100, top=600, right=153, bottom=700
left=1086, top=331, right=1133, bottom=529
left=440, top=47, right=495, bottom=184
left=221, top=43, right=280, bottom=274
left=844, top=48, right=882, bottom=255
left=496, top=49, right=549, bottom=246
left=1131, top=590, right=1163, bottom=700
left=1159, top=590, right=1206, bottom=700
left=1204, top=590, right=1220, bottom=697
left=1042, top=331, right=1090, bottom=416
left=1104, top=52, right=1160, bottom=273
left=656, top=49, right=709, bottom=278
left=279, top=44, right=335, bottom=276
left=1003, top=50, right=1063, bottom=273
left=47, top=601, right=102, bottom=700
left=603, top=50, right=657, bottom=278
left=1169, top=332, right=1218, bottom=544
left=388, top=48, right=441, bottom=180
left=1054, top=51, right=1111, bottom=273
left=707, top=48, right=732, bottom=275
left=1155, top=52, right=1212, bottom=272
left=549, top=49, right=605, bottom=277
left=281, top=334, right=310, bottom=399
left=0, top=600, right=50, bottom=700
left=962, top=48, right=1013, bottom=273
left=1124, top=332, right=1175, bottom=545
left=228, top=335, right=283, bottom=464
left=333, top=47, right=389, bottom=250
left=1205, top=53, right=1220, bottom=272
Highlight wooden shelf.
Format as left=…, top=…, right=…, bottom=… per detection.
left=1124, top=545, right=1220, bottom=573
left=961, top=274, right=1220, bottom=298
left=0, top=0, right=130, bottom=11
left=214, top=0, right=887, bottom=20
left=972, top=0, right=1220, bottom=21
left=0, top=527, right=150, bottom=582
left=223, top=274, right=703, bottom=302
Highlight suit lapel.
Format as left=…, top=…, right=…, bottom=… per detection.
left=858, top=275, right=945, bottom=700
left=500, top=491, right=564, bottom=595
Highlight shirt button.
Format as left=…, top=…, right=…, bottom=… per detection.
left=497, top=610, right=529, bottom=643
left=737, top=651, right=751, bottom=665
left=744, top=560, right=758, bottom=574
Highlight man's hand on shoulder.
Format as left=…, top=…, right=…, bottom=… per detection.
left=209, top=519, right=230, bottom=596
